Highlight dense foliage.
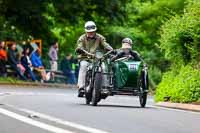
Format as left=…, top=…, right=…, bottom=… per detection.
left=111, top=0, right=186, bottom=86
left=156, top=0, right=200, bottom=103
left=156, top=65, right=200, bottom=103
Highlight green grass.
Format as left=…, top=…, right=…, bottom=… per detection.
left=0, top=77, right=25, bottom=84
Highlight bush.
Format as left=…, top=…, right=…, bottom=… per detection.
left=156, top=0, right=200, bottom=103
left=149, top=66, right=162, bottom=88
left=155, top=65, right=200, bottom=103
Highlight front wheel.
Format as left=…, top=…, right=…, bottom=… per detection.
left=85, top=71, right=92, bottom=105
left=91, top=72, right=102, bottom=106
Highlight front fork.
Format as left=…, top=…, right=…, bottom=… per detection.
left=92, top=61, right=113, bottom=95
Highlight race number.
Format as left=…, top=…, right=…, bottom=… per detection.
left=129, top=64, right=137, bottom=70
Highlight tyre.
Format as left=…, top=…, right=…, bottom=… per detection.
left=91, top=72, right=102, bottom=106
left=85, top=71, right=92, bottom=105
left=139, top=92, right=147, bottom=108
left=139, top=70, right=148, bottom=108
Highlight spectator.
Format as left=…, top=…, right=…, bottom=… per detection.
left=21, top=47, right=37, bottom=81
left=72, top=56, right=79, bottom=82
left=16, top=45, right=26, bottom=74
left=31, top=48, right=50, bottom=82
left=0, top=41, right=7, bottom=77
left=7, top=42, right=26, bottom=80
left=74, top=57, right=79, bottom=81
left=48, top=41, right=59, bottom=81
left=60, top=54, right=76, bottom=84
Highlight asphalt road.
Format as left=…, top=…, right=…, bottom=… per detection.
left=0, top=85, right=199, bottom=133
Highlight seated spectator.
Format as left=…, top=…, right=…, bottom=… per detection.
left=60, top=54, right=76, bottom=84
left=16, top=45, right=26, bottom=74
left=0, top=41, right=7, bottom=77
left=31, top=48, right=50, bottom=82
left=7, top=42, right=26, bottom=80
left=21, top=47, right=37, bottom=81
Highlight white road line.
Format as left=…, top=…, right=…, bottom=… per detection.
left=150, top=105, right=200, bottom=115
left=4, top=104, right=109, bottom=133
left=19, top=108, right=109, bottom=133
left=0, top=108, right=74, bottom=133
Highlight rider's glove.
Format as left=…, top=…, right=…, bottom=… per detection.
left=85, top=52, right=95, bottom=58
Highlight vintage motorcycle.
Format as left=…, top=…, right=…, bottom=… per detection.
left=78, top=49, right=149, bottom=107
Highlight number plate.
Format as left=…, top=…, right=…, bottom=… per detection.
left=129, top=64, right=137, bottom=70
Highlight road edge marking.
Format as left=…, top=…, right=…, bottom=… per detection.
left=149, top=105, right=200, bottom=115
left=4, top=104, right=109, bottom=133
left=156, top=102, right=200, bottom=112
left=0, top=108, right=74, bottom=133
left=19, top=108, right=109, bottom=133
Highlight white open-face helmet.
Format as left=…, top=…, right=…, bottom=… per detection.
left=84, top=21, right=97, bottom=32
left=122, top=38, right=133, bottom=49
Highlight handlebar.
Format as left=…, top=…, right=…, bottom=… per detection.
left=114, top=57, right=129, bottom=62
left=76, top=48, right=95, bottom=57
left=77, top=48, right=113, bottom=59
left=104, top=50, right=114, bottom=57
left=95, top=50, right=114, bottom=60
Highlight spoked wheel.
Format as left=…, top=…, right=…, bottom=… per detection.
left=139, top=70, right=149, bottom=108
left=91, top=72, right=102, bottom=106
left=85, top=71, right=92, bottom=105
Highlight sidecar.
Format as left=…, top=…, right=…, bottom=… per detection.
left=84, top=52, right=149, bottom=107
left=111, top=58, right=149, bottom=107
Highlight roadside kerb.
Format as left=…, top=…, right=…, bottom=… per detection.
left=0, top=82, right=77, bottom=89
left=156, top=102, right=200, bottom=112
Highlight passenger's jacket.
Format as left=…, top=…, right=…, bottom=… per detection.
left=31, top=51, right=43, bottom=67
left=112, top=49, right=141, bottom=61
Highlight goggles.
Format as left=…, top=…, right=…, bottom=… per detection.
left=122, top=40, right=131, bottom=45
left=85, top=25, right=96, bottom=30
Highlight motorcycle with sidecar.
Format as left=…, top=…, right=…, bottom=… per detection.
left=78, top=49, right=149, bottom=107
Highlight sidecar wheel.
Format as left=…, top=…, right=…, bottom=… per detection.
left=86, top=98, right=90, bottom=105
left=92, top=73, right=102, bottom=106
left=139, top=92, right=147, bottom=108
left=139, top=70, right=148, bottom=108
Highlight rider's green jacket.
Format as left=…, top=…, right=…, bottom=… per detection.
left=76, top=33, right=113, bottom=60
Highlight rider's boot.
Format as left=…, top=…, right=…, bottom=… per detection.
left=78, top=88, right=84, bottom=97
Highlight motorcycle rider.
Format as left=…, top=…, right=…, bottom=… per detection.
left=111, top=38, right=141, bottom=61
left=76, top=21, right=113, bottom=97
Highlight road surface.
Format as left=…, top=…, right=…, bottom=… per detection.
left=0, top=85, right=199, bottom=133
